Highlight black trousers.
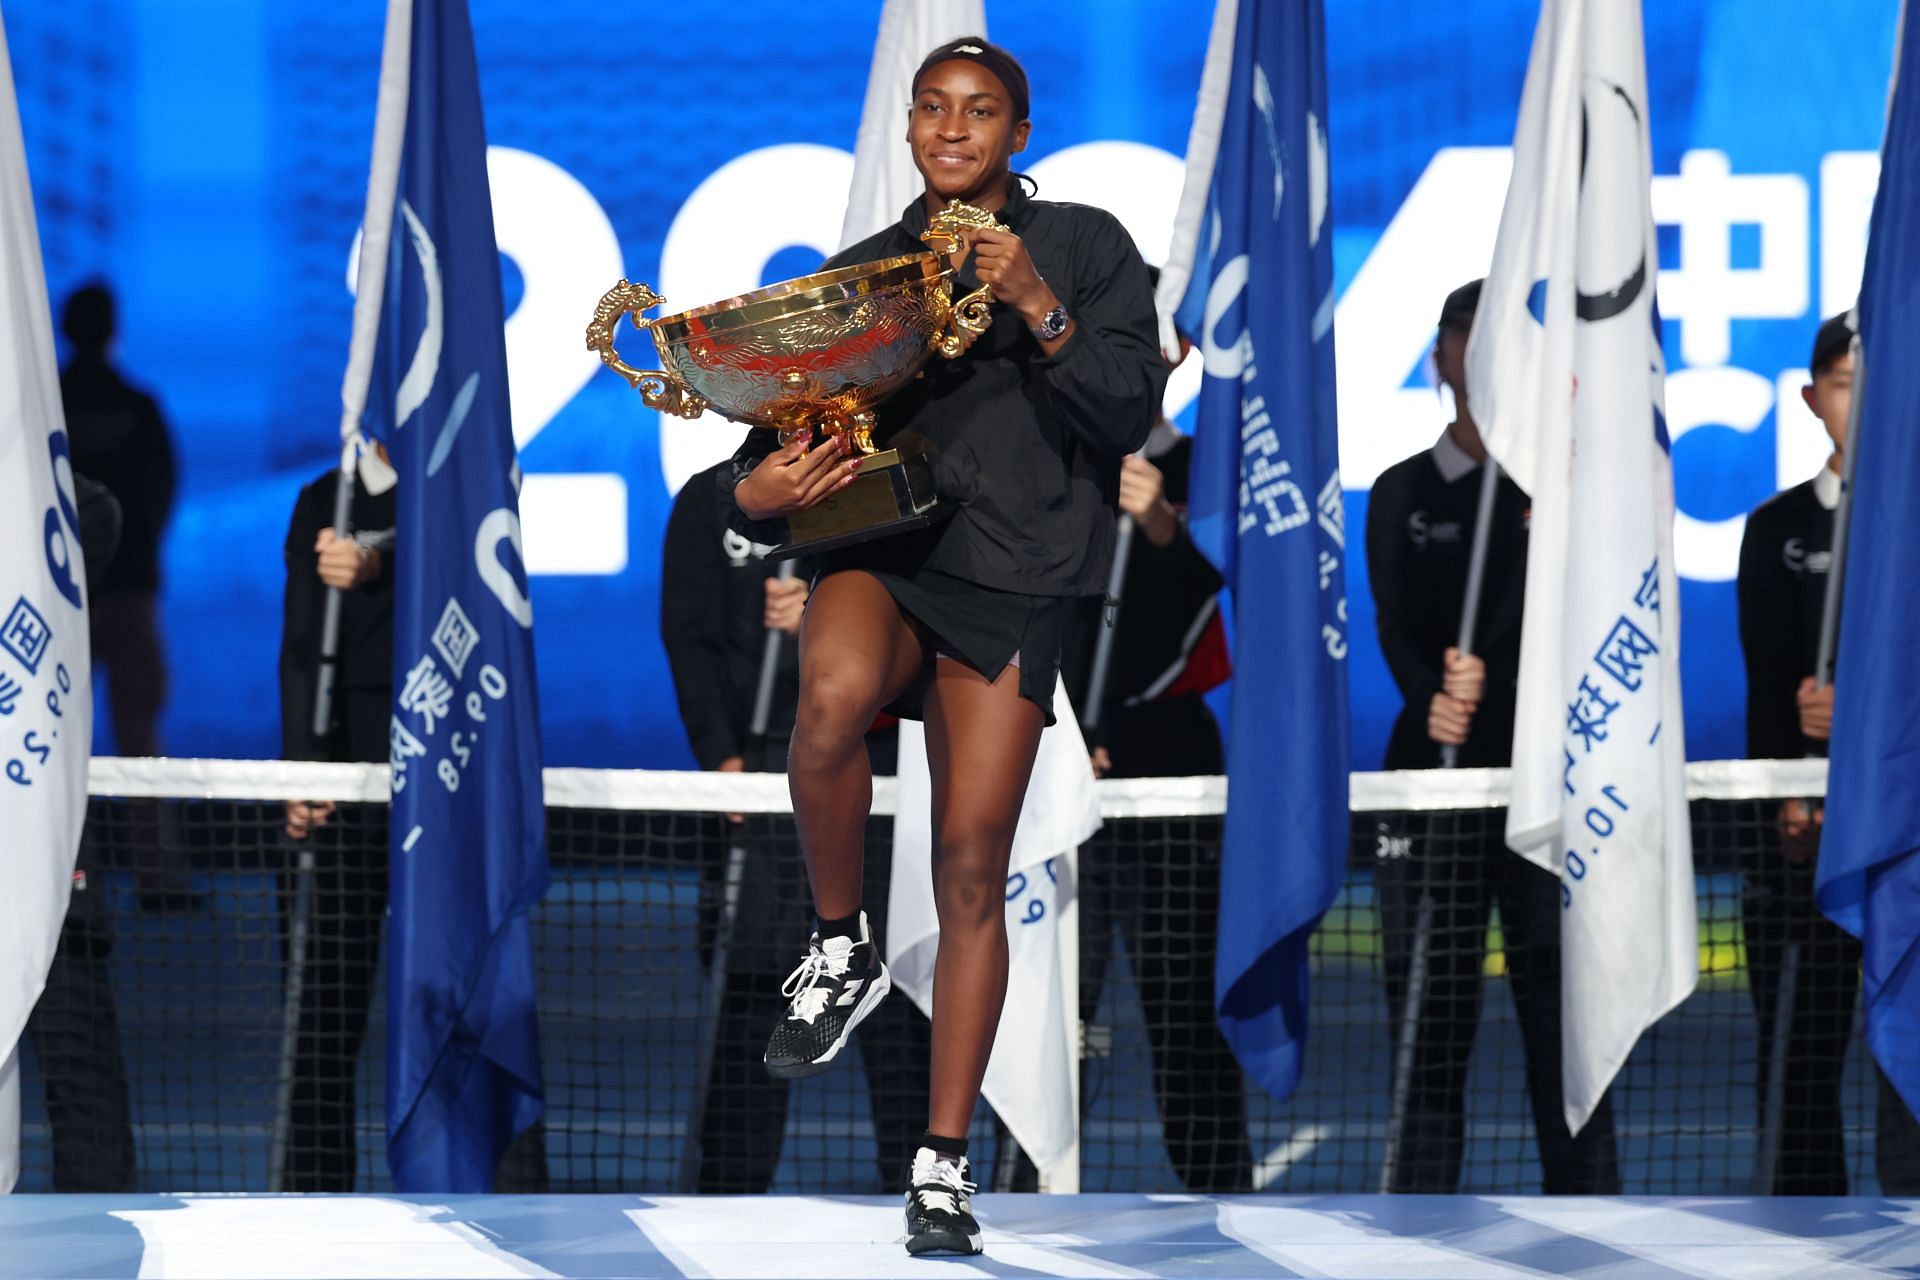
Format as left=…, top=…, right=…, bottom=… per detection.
left=1080, top=818, right=1253, bottom=1192
left=1373, top=810, right=1621, bottom=1193
left=24, top=864, right=136, bottom=1192
left=279, top=802, right=387, bottom=1192
left=1742, top=852, right=1920, bottom=1195
left=692, top=814, right=931, bottom=1193
left=279, top=803, right=548, bottom=1192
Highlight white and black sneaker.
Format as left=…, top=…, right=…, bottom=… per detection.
left=763, top=912, right=890, bottom=1079
left=905, top=1147, right=982, bottom=1256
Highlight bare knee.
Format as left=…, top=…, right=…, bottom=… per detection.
left=791, top=667, right=879, bottom=767
left=933, top=834, right=1013, bottom=934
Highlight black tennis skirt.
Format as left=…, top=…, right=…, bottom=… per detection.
left=815, top=534, right=1066, bottom=727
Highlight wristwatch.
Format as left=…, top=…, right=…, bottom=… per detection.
left=1030, top=303, right=1069, bottom=342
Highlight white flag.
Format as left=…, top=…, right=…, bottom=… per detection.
left=0, top=13, right=96, bottom=1193
left=1466, top=0, right=1695, bottom=1133
left=888, top=685, right=1098, bottom=1185
left=837, top=0, right=986, bottom=251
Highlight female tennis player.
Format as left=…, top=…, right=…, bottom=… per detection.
left=730, top=37, right=1166, bottom=1256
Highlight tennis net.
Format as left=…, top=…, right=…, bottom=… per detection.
left=13, top=755, right=1891, bottom=1196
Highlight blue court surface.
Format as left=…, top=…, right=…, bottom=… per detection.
left=3, top=1194, right=1916, bottom=1279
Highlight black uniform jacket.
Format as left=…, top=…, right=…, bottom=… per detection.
left=1737, top=476, right=1834, bottom=760
left=661, top=461, right=800, bottom=771
left=1061, top=433, right=1228, bottom=776
left=280, top=469, right=396, bottom=763
left=729, top=179, right=1167, bottom=599
left=1365, top=439, right=1529, bottom=770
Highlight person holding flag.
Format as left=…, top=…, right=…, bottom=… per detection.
left=1465, top=0, right=1697, bottom=1142
left=1153, top=0, right=1350, bottom=1117
left=327, top=0, right=550, bottom=1192
left=1738, top=313, right=1920, bottom=1195
left=729, top=35, right=1165, bottom=1256
left=1815, top=0, right=1920, bottom=1198
left=1367, top=278, right=1618, bottom=1193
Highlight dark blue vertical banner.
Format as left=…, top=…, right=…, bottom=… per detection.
left=1820, top=0, right=1920, bottom=1125
left=1175, top=0, right=1349, bottom=1101
left=362, top=0, right=548, bottom=1192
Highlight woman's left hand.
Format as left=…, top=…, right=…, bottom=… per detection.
left=965, top=227, right=1059, bottom=331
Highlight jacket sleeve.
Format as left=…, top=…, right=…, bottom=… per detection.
left=661, top=478, right=744, bottom=769
left=1150, top=522, right=1224, bottom=598
left=723, top=428, right=788, bottom=545
left=1366, top=470, right=1443, bottom=718
left=1033, top=210, right=1167, bottom=461
left=1152, top=437, right=1225, bottom=597
left=1737, top=506, right=1806, bottom=759
left=280, top=481, right=329, bottom=762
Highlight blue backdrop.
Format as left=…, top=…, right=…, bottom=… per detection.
left=5, top=0, right=1897, bottom=770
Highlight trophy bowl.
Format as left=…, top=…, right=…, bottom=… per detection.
left=586, top=201, right=1003, bottom=556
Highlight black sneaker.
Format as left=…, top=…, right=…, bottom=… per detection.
left=905, top=1147, right=982, bottom=1256
left=763, top=912, right=890, bottom=1079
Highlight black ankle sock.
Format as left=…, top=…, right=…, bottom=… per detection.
left=817, top=909, right=862, bottom=943
left=922, top=1130, right=968, bottom=1159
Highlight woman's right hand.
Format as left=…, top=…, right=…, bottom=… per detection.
left=734, top=432, right=861, bottom=521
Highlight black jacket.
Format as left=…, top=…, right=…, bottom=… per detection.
left=61, top=356, right=175, bottom=595
left=1060, top=434, right=1227, bottom=777
left=661, top=461, right=800, bottom=770
left=1365, top=442, right=1529, bottom=770
left=730, top=179, right=1167, bottom=598
left=1737, top=477, right=1833, bottom=760
left=279, top=469, right=396, bottom=762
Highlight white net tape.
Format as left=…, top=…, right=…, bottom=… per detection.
left=86, top=755, right=1828, bottom=814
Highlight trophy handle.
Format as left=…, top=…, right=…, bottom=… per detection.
left=931, top=282, right=996, bottom=360
left=585, top=279, right=710, bottom=419
left=920, top=202, right=1007, bottom=360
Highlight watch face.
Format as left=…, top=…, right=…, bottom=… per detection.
left=1040, top=306, right=1068, bottom=338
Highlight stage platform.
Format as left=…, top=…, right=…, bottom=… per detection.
left=3, top=1194, right=1917, bottom=1279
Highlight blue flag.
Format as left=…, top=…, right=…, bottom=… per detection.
left=1168, top=0, right=1348, bottom=1101
left=359, top=0, right=548, bottom=1191
left=1820, top=1, right=1920, bottom=1124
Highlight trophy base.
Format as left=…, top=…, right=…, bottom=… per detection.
left=771, top=446, right=943, bottom=561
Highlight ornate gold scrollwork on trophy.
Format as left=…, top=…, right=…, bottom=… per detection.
left=583, top=280, right=712, bottom=420
left=584, top=201, right=1009, bottom=558
left=921, top=201, right=1002, bottom=359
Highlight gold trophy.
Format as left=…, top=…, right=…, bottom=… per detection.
left=586, top=201, right=1004, bottom=558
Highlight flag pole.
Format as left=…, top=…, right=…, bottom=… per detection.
left=677, top=559, right=797, bottom=1190
left=1082, top=515, right=1136, bottom=740
left=312, top=0, right=413, bottom=738
left=284, top=0, right=412, bottom=1189
left=1440, top=458, right=1502, bottom=768
left=284, top=0, right=411, bottom=1189
left=1813, top=334, right=1865, bottom=689
left=1762, top=333, right=1864, bottom=1194
left=1382, top=451, right=1500, bottom=1191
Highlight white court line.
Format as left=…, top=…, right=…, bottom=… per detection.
left=1253, top=1124, right=1329, bottom=1189
left=1217, top=1202, right=1554, bottom=1280
left=1488, top=1197, right=1897, bottom=1280
left=111, top=1198, right=560, bottom=1280
left=623, top=1198, right=1158, bottom=1280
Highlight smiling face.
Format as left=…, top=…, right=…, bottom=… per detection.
left=907, top=58, right=1030, bottom=208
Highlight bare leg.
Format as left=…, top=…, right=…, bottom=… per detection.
left=922, top=656, right=1046, bottom=1138
left=788, top=572, right=925, bottom=920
